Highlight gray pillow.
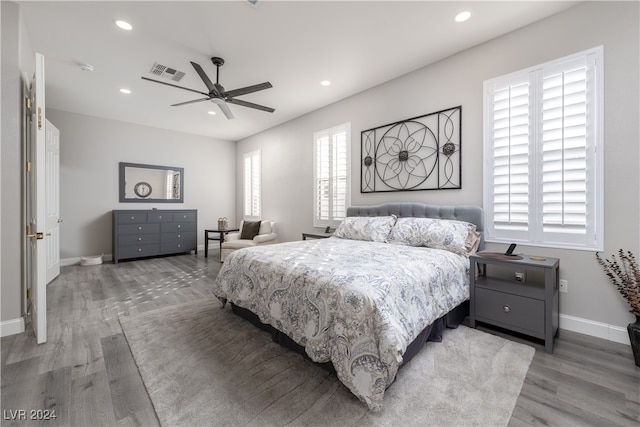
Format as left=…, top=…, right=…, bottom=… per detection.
left=240, top=220, right=261, bottom=240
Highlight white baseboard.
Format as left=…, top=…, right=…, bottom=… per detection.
left=560, top=314, right=630, bottom=345
left=1, top=317, right=25, bottom=337
left=61, top=254, right=113, bottom=266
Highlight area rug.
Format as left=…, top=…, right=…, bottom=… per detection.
left=120, top=299, right=535, bottom=426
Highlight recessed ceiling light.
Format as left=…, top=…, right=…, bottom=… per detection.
left=119, top=88, right=131, bottom=94
left=115, top=20, right=133, bottom=31
left=208, top=111, right=216, bottom=115
left=320, top=80, right=331, bottom=86
left=455, top=11, right=471, bottom=23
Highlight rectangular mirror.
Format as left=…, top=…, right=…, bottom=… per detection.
left=119, top=162, right=184, bottom=203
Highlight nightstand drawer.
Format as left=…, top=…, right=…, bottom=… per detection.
left=475, top=288, right=545, bottom=337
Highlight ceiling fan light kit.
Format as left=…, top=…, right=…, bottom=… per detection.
left=141, top=56, right=274, bottom=120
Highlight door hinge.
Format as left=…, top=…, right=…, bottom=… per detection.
left=26, top=97, right=31, bottom=109
left=26, top=161, right=32, bottom=172
left=26, top=289, right=31, bottom=299
left=38, top=107, right=42, bottom=130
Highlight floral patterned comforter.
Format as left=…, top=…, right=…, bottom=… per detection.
left=212, top=237, right=470, bottom=411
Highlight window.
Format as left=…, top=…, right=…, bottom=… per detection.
left=243, top=149, right=261, bottom=219
left=483, top=46, right=603, bottom=251
left=314, top=123, right=350, bottom=227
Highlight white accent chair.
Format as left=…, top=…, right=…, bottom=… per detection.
left=220, top=220, right=277, bottom=261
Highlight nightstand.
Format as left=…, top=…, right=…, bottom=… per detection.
left=469, top=252, right=560, bottom=353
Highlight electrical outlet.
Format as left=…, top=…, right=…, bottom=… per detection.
left=559, top=279, right=568, bottom=293
left=514, top=272, right=526, bottom=282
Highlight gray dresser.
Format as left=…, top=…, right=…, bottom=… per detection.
left=112, top=209, right=197, bottom=263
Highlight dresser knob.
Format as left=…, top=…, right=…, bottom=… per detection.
left=177, top=244, right=181, bottom=248
left=503, top=305, right=511, bottom=313
left=177, top=234, right=181, bottom=238
left=138, top=248, right=142, bottom=252
left=138, top=226, right=142, bottom=230
left=177, top=224, right=181, bottom=228
left=138, top=237, right=142, bottom=241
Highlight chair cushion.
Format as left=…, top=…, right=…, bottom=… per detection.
left=222, top=240, right=257, bottom=250
left=240, top=220, right=261, bottom=240
left=258, top=221, right=272, bottom=235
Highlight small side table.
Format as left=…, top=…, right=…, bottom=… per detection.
left=302, top=231, right=333, bottom=240
left=204, top=228, right=239, bottom=259
left=470, top=252, right=559, bottom=353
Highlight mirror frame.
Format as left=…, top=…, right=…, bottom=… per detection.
left=119, top=162, right=184, bottom=203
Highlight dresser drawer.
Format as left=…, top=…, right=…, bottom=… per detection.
left=118, top=223, right=160, bottom=235
left=475, top=288, right=544, bottom=337
left=117, top=212, right=148, bottom=224
left=161, top=222, right=196, bottom=233
left=173, top=211, right=196, bottom=222
left=118, top=244, right=161, bottom=259
left=161, top=231, right=196, bottom=245
left=118, top=234, right=161, bottom=246
left=148, top=212, right=174, bottom=223
left=161, top=242, right=193, bottom=253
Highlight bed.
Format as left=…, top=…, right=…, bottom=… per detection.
left=212, top=202, right=484, bottom=411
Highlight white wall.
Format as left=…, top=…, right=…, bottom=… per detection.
left=46, top=109, right=236, bottom=260
left=237, top=1, right=640, bottom=338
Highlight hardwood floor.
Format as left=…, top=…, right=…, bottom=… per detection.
left=2, top=252, right=639, bottom=426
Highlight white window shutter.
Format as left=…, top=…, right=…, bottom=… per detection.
left=243, top=150, right=261, bottom=219
left=314, top=123, right=350, bottom=227
left=484, top=46, right=602, bottom=251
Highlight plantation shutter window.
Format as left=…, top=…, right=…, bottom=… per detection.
left=483, top=47, right=602, bottom=251
left=243, top=150, right=261, bottom=220
left=314, top=123, right=351, bottom=227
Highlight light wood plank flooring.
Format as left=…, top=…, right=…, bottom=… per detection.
left=2, top=252, right=639, bottom=426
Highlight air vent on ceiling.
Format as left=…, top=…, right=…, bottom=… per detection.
left=149, top=63, right=185, bottom=82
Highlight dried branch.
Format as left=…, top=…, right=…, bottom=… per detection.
left=596, top=250, right=640, bottom=315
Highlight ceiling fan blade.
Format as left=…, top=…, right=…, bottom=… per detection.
left=226, top=97, right=275, bottom=113
left=190, top=61, right=216, bottom=93
left=211, top=98, right=235, bottom=120
left=170, top=97, right=211, bottom=107
left=141, top=76, right=208, bottom=96
left=224, top=82, right=273, bottom=98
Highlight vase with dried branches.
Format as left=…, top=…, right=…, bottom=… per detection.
left=596, top=249, right=640, bottom=367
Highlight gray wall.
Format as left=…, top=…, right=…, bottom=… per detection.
left=236, top=1, right=640, bottom=337
left=46, top=109, right=236, bottom=260
left=1, top=1, right=23, bottom=325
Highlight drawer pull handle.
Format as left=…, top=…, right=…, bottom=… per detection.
left=138, top=248, right=142, bottom=252
left=131, top=216, right=135, bottom=220
left=177, top=234, right=181, bottom=238
left=503, top=305, right=511, bottom=313
left=138, top=226, right=142, bottom=230
left=138, top=237, right=142, bottom=241
left=177, top=244, right=181, bottom=248
left=177, top=224, right=181, bottom=228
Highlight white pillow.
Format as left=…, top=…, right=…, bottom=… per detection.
left=333, top=216, right=397, bottom=243
left=387, top=217, right=480, bottom=256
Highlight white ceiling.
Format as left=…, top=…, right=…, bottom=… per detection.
left=18, top=0, right=578, bottom=141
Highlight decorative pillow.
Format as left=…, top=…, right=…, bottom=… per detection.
left=333, top=216, right=397, bottom=243
left=240, top=220, right=262, bottom=240
left=387, top=217, right=481, bottom=256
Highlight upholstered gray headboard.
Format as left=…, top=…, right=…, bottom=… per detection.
left=346, top=202, right=485, bottom=250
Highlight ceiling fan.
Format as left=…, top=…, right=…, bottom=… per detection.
left=141, top=57, right=274, bottom=120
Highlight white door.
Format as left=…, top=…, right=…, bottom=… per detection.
left=26, top=53, right=47, bottom=344
left=45, top=120, right=60, bottom=284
